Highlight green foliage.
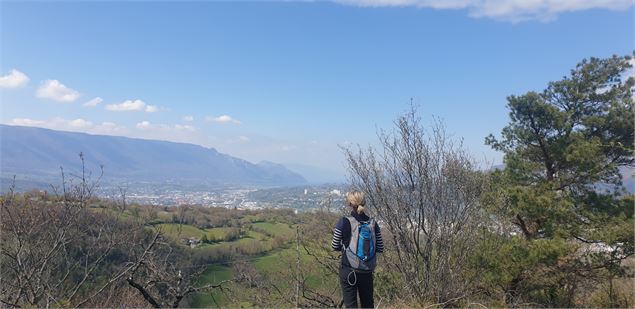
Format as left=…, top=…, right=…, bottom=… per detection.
left=471, top=232, right=578, bottom=304
left=201, top=233, right=210, bottom=244
left=484, top=52, right=635, bottom=306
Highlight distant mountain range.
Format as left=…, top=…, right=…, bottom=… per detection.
left=0, top=125, right=307, bottom=188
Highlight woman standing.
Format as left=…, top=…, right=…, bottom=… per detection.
left=332, top=191, right=384, bottom=308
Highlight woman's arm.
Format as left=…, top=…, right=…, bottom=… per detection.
left=331, top=218, right=348, bottom=251
left=332, top=227, right=343, bottom=251
left=375, top=223, right=385, bottom=253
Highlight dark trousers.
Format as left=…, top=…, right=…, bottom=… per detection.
left=339, top=266, right=374, bottom=308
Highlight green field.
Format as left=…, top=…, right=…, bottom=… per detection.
left=204, top=227, right=237, bottom=239
left=189, top=265, right=233, bottom=308
left=252, top=222, right=294, bottom=237
left=252, top=248, right=294, bottom=272
left=243, top=214, right=264, bottom=223
left=155, top=220, right=306, bottom=307
left=154, top=224, right=249, bottom=243
left=252, top=248, right=327, bottom=288
left=155, top=223, right=207, bottom=240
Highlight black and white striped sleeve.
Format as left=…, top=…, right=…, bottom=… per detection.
left=375, top=223, right=385, bottom=253
left=332, top=217, right=348, bottom=251
left=332, top=226, right=343, bottom=251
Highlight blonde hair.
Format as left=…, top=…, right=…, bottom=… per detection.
left=346, top=191, right=366, bottom=214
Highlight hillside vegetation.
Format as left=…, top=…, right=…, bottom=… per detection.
left=1, top=53, right=633, bottom=308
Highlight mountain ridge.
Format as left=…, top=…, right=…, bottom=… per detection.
left=0, top=124, right=307, bottom=187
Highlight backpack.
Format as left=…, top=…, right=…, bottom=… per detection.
left=344, top=216, right=377, bottom=272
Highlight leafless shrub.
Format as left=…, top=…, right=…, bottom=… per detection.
left=0, top=153, right=141, bottom=307
left=0, top=153, right=230, bottom=308
left=343, top=107, right=488, bottom=305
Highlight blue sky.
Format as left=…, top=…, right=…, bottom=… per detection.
left=1, top=1, right=633, bottom=178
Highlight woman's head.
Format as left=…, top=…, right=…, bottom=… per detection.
left=346, top=191, right=366, bottom=214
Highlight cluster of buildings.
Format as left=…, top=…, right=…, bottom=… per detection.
left=99, top=183, right=346, bottom=211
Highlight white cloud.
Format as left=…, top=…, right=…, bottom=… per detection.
left=101, top=121, right=117, bottom=127
left=83, top=97, right=103, bottom=107
left=10, top=118, right=45, bottom=126
left=36, top=80, right=81, bottom=102
left=68, top=118, right=93, bottom=128
left=183, top=115, right=194, bottom=122
left=136, top=120, right=152, bottom=129
left=105, top=99, right=159, bottom=113
left=8, top=117, right=126, bottom=134
left=238, top=135, right=250, bottom=142
left=106, top=99, right=146, bottom=111
left=205, top=115, right=241, bottom=124
left=9, top=117, right=98, bottom=131
left=174, top=124, right=196, bottom=132
left=0, top=69, right=30, bottom=88
left=5, top=117, right=209, bottom=146
left=136, top=121, right=196, bottom=132
left=145, top=105, right=158, bottom=113
left=94, top=121, right=126, bottom=133
left=333, top=0, right=634, bottom=22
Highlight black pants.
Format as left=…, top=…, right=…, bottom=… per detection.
left=339, top=266, right=374, bottom=308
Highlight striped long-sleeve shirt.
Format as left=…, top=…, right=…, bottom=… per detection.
left=331, top=211, right=385, bottom=255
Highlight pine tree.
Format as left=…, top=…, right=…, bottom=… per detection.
left=484, top=52, right=634, bottom=306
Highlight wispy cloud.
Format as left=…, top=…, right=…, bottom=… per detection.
left=136, top=120, right=196, bottom=132
left=97, top=121, right=125, bottom=133
left=332, top=0, right=634, bottom=22
left=0, top=69, right=30, bottom=88
left=5, top=117, right=208, bottom=147
left=225, top=135, right=251, bottom=144
left=67, top=118, right=94, bottom=128
left=183, top=115, right=194, bottom=122
left=145, top=105, right=159, bottom=113
left=174, top=124, right=196, bottom=131
left=105, top=99, right=159, bottom=113
left=10, top=118, right=45, bottom=126
left=83, top=97, right=103, bottom=107
left=205, top=115, right=241, bottom=124
left=7, top=117, right=125, bottom=133
left=238, top=135, right=250, bottom=142
left=36, top=80, right=80, bottom=102
left=136, top=120, right=152, bottom=129
left=280, top=145, right=297, bottom=152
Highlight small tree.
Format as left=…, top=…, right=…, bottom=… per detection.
left=344, top=107, right=487, bottom=305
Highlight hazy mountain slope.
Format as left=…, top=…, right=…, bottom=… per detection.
left=0, top=125, right=306, bottom=186
left=283, top=162, right=346, bottom=184
left=488, top=164, right=634, bottom=194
